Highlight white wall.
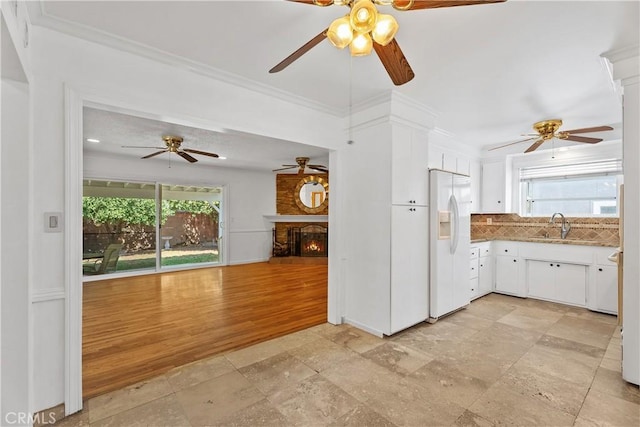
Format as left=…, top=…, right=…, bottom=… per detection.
left=27, top=25, right=342, bottom=411
left=1, top=79, right=30, bottom=425
left=84, top=153, right=276, bottom=265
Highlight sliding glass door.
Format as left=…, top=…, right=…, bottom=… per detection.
left=82, top=180, right=222, bottom=277
left=160, top=185, right=221, bottom=269
left=82, top=180, right=157, bottom=275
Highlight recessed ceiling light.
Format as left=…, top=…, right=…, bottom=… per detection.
left=218, top=156, right=227, bottom=160
left=86, top=138, right=100, bottom=143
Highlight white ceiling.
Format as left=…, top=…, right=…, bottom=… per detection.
left=83, top=106, right=330, bottom=172
left=32, top=0, right=639, bottom=160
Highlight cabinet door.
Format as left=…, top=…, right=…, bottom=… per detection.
left=495, top=256, right=520, bottom=295
left=595, top=266, right=618, bottom=313
left=470, top=277, right=480, bottom=300
left=478, top=256, right=493, bottom=295
left=527, top=261, right=556, bottom=300
left=392, top=127, right=428, bottom=206
left=390, top=205, right=429, bottom=333
left=555, top=263, right=586, bottom=306
left=481, top=161, right=505, bottom=213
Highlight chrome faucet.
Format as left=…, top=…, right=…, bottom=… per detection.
left=550, top=212, right=571, bottom=239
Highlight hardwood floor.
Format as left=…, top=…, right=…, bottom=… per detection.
left=82, top=262, right=328, bottom=399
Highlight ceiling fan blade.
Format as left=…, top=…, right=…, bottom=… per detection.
left=123, top=146, right=166, bottom=149
left=141, top=150, right=167, bottom=159
left=524, top=138, right=546, bottom=153
left=177, top=151, right=198, bottom=163
left=487, top=137, right=539, bottom=151
left=563, top=125, right=614, bottom=134
left=394, top=0, right=506, bottom=10
left=287, top=0, right=320, bottom=4
left=272, top=166, right=298, bottom=172
left=269, top=29, right=328, bottom=73
left=308, top=164, right=327, bottom=169
left=564, top=135, right=603, bottom=144
left=373, top=39, right=415, bottom=86
left=183, top=148, right=219, bottom=158
left=309, top=167, right=329, bottom=173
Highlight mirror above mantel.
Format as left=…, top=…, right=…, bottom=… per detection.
left=294, top=175, right=329, bottom=214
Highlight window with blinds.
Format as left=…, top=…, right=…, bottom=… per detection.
left=519, top=160, right=622, bottom=217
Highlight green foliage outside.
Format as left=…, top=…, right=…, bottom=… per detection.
left=82, top=197, right=219, bottom=228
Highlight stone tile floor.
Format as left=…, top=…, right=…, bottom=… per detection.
left=55, top=294, right=639, bottom=426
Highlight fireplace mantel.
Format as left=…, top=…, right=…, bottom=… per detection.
left=264, top=215, right=328, bottom=223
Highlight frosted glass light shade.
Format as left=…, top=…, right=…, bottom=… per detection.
left=371, top=13, right=398, bottom=46
left=350, top=32, right=373, bottom=56
left=327, top=16, right=353, bottom=49
left=350, top=0, right=378, bottom=33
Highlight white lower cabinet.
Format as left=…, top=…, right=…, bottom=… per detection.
left=471, top=241, right=617, bottom=314
left=390, top=205, right=429, bottom=334
left=478, top=255, right=493, bottom=295
left=470, top=247, right=479, bottom=299
left=495, top=256, right=521, bottom=295
left=595, top=265, right=618, bottom=313
left=471, top=243, right=492, bottom=300
left=528, top=261, right=586, bottom=306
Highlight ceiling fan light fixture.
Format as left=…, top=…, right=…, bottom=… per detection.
left=327, top=15, right=353, bottom=49
left=350, top=32, right=373, bottom=56
left=350, top=0, right=378, bottom=33
left=372, top=13, right=398, bottom=46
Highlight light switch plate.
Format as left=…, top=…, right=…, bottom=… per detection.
left=44, top=212, right=63, bottom=232
left=486, top=218, right=493, bottom=225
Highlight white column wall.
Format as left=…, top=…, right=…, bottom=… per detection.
left=1, top=80, right=31, bottom=425
left=27, top=26, right=342, bottom=411
left=603, top=45, right=640, bottom=385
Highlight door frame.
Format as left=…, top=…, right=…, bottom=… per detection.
left=64, top=86, right=234, bottom=414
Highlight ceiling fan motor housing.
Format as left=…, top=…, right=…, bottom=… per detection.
left=163, top=135, right=184, bottom=152
left=533, top=119, right=563, bottom=140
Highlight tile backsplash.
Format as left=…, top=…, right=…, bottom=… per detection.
left=471, top=213, right=620, bottom=246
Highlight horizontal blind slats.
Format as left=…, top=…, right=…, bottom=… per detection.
left=520, top=159, right=622, bottom=179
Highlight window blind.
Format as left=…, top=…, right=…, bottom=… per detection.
left=520, top=159, right=622, bottom=180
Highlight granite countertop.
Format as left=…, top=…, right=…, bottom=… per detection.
left=470, top=237, right=617, bottom=247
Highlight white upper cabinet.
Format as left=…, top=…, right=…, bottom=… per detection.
left=392, top=126, right=428, bottom=206
left=481, top=161, right=507, bottom=213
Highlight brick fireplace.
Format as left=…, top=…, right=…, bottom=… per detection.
left=269, top=173, right=329, bottom=263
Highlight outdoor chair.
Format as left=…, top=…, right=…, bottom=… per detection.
left=83, top=243, right=123, bottom=275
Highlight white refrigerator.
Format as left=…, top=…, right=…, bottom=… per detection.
left=429, top=169, right=471, bottom=321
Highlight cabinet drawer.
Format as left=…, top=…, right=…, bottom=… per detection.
left=478, top=243, right=491, bottom=257
left=470, top=260, right=479, bottom=278
left=470, top=247, right=479, bottom=259
left=494, top=241, right=519, bottom=256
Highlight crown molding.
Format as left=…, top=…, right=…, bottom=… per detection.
left=27, top=3, right=341, bottom=118
left=430, top=127, right=482, bottom=158
left=601, top=45, right=640, bottom=84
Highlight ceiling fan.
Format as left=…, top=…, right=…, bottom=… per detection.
left=122, top=136, right=219, bottom=163
left=489, top=119, right=614, bottom=153
left=273, top=157, right=328, bottom=174
left=269, top=0, right=506, bottom=86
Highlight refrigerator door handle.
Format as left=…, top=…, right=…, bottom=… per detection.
left=449, top=194, right=460, bottom=254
